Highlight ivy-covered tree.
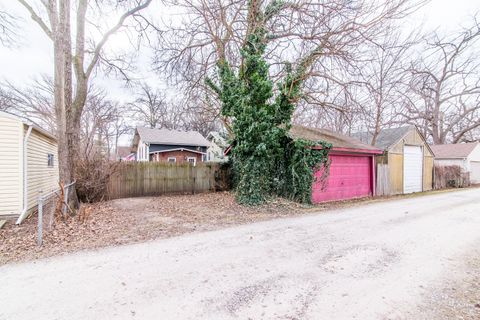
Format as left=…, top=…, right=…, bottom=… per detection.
left=208, top=0, right=331, bottom=205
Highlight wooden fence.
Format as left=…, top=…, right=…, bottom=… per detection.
left=106, top=162, right=230, bottom=200
left=376, top=163, right=390, bottom=196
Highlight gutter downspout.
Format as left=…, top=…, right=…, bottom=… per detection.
left=16, top=125, right=33, bottom=224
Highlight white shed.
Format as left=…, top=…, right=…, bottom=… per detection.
left=0, top=111, right=59, bottom=223
left=430, top=142, right=480, bottom=184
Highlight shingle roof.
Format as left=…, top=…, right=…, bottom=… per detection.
left=136, top=127, right=210, bottom=147
left=430, top=142, right=479, bottom=159
left=352, top=126, right=413, bottom=150
left=289, top=125, right=381, bottom=152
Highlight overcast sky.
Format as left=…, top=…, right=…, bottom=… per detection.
left=0, top=0, right=479, bottom=107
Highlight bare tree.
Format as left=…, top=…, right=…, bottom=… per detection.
left=0, top=6, right=18, bottom=46
left=351, top=27, right=417, bottom=144
left=1, top=77, right=130, bottom=159
left=13, top=0, right=153, bottom=183
left=402, top=18, right=480, bottom=144
left=154, top=0, right=425, bottom=135
left=127, top=83, right=182, bottom=129
left=0, top=76, right=56, bottom=131
left=81, top=90, right=129, bottom=160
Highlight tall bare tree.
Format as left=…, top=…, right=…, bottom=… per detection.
left=155, top=0, right=424, bottom=135
left=352, top=27, right=417, bottom=144
left=402, top=18, right=480, bottom=144
left=14, top=0, right=153, bottom=183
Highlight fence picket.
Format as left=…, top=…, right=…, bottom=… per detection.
left=106, top=162, right=229, bottom=199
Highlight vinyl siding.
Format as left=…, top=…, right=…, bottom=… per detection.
left=26, top=127, right=59, bottom=212
left=0, top=115, right=23, bottom=216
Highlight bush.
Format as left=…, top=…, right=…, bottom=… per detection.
left=434, top=165, right=470, bottom=189
left=75, top=156, right=118, bottom=203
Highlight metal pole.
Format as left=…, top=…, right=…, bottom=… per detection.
left=63, top=184, right=69, bottom=217
left=37, top=196, right=43, bottom=246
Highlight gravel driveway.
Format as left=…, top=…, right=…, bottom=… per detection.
left=1, top=189, right=479, bottom=320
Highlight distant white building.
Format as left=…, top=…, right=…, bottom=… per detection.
left=430, top=142, right=480, bottom=184
left=206, top=131, right=229, bottom=162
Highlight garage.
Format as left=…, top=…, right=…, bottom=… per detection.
left=353, top=126, right=434, bottom=195
left=288, top=125, right=382, bottom=204
left=403, top=145, right=423, bottom=193
left=431, top=142, right=480, bottom=185
left=312, top=154, right=374, bottom=203
left=471, top=162, right=480, bottom=184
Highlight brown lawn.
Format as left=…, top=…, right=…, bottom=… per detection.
left=0, top=192, right=313, bottom=265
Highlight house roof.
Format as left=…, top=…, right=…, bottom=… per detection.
left=135, top=127, right=210, bottom=147
left=430, top=142, right=479, bottom=159
left=289, top=125, right=382, bottom=153
left=352, top=126, right=413, bottom=150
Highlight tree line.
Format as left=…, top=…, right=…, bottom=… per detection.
left=0, top=0, right=479, bottom=186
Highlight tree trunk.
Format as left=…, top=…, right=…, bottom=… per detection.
left=67, top=77, right=88, bottom=180
left=54, top=38, right=70, bottom=183
left=53, top=0, right=71, bottom=184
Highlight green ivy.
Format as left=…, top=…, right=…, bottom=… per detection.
left=284, top=139, right=331, bottom=203
left=207, top=2, right=331, bottom=205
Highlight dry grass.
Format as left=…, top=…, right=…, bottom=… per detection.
left=0, top=192, right=311, bottom=265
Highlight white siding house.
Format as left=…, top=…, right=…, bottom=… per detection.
left=0, top=112, right=59, bottom=223
left=431, top=142, right=480, bottom=184
left=206, top=131, right=229, bottom=162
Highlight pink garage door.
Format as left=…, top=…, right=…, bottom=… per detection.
left=312, top=154, right=372, bottom=203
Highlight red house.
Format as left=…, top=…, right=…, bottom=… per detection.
left=132, top=127, right=210, bottom=165
left=289, top=126, right=382, bottom=203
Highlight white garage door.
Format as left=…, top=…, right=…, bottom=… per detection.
left=470, top=161, right=480, bottom=184
left=404, top=145, right=423, bottom=193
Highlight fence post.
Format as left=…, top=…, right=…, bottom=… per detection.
left=62, top=184, right=69, bottom=217
left=37, top=193, right=43, bottom=246
left=191, top=164, right=196, bottom=195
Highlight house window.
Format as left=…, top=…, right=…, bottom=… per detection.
left=187, top=157, right=196, bottom=166
left=47, top=153, right=54, bottom=167
left=167, top=157, right=176, bottom=163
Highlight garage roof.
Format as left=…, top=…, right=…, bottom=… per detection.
left=289, top=125, right=382, bottom=153
left=430, top=142, right=479, bottom=159
left=352, top=126, right=413, bottom=150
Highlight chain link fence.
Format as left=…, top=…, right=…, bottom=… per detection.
left=37, top=181, right=79, bottom=246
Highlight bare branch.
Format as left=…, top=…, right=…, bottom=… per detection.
left=16, top=0, right=53, bottom=39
